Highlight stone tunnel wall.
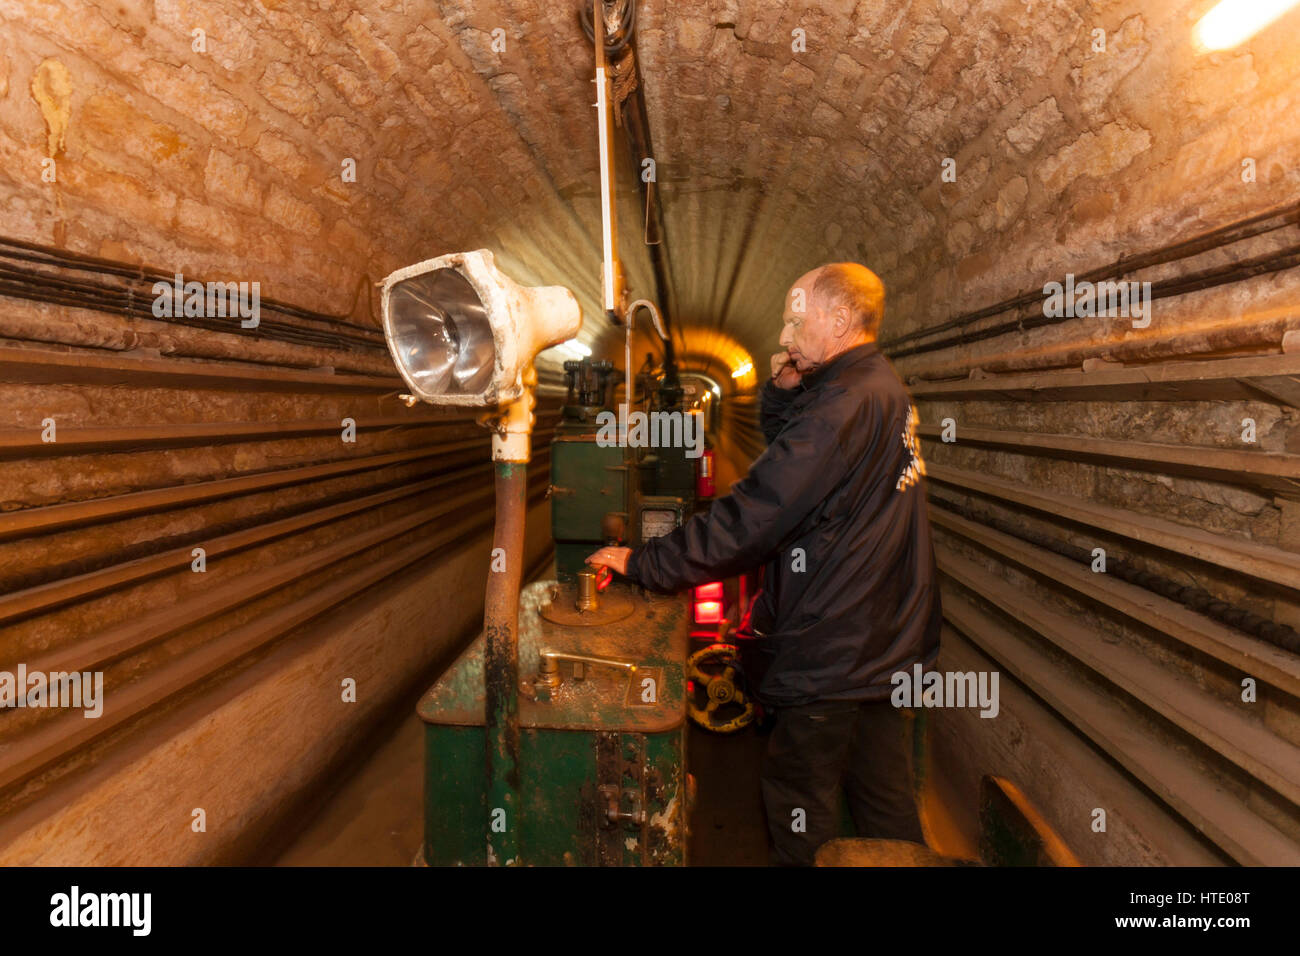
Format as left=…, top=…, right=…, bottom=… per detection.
left=630, top=0, right=1300, bottom=863
left=0, top=0, right=621, bottom=313
left=0, top=0, right=574, bottom=863
left=871, top=9, right=1300, bottom=868
left=0, top=302, right=559, bottom=861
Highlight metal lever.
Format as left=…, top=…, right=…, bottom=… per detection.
left=535, top=649, right=637, bottom=691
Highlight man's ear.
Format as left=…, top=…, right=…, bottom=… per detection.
left=833, top=304, right=853, bottom=336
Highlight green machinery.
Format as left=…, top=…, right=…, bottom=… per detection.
left=417, top=356, right=700, bottom=866
left=418, top=584, right=689, bottom=865
left=390, top=5, right=704, bottom=866
left=551, top=358, right=693, bottom=576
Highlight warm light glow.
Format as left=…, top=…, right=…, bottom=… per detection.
left=552, top=338, right=592, bottom=360
left=693, top=600, right=724, bottom=624
left=731, top=360, right=753, bottom=379
left=1193, top=0, right=1300, bottom=50
left=694, top=583, right=725, bottom=624
left=673, top=328, right=756, bottom=390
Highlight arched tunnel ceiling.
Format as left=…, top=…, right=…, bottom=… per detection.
left=406, top=0, right=1300, bottom=378
left=3, top=0, right=1297, bottom=380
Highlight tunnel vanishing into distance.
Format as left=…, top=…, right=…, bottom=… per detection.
left=0, top=0, right=1298, bottom=870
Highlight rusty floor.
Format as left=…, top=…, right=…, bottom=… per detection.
left=274, top=701, right=425, bottom=867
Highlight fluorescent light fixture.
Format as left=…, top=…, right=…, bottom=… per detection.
left=1194, top=0, right=1300, bottom=50
left=731, top=360, right=753, bottom=379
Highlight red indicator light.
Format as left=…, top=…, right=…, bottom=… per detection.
left=694, top=581, right=723, bottom=601
left=694, top=600, right=724, bottom=624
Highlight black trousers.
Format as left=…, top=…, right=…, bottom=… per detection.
left=760, top=698, right=924, bottom=866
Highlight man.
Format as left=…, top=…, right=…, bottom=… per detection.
left=586, top=262, right=942, bottom=865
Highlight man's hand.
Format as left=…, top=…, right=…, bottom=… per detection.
left=770, top=351, right=802, bottom=390
left=586, top=546, right=632, bottom=576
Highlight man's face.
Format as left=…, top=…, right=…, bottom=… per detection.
left=779, top=271, right=836, bottom=373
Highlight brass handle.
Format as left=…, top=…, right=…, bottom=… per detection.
left=535, top=648, right=637, bottom=690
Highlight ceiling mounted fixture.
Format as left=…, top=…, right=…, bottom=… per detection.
left=1193, top=0, right=1300, bottom=50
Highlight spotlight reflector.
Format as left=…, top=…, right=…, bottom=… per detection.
left=380, top=249, right=581, bottom=408
left=386, top=267, right=496, bottom=399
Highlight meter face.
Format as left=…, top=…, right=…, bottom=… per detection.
left=641, top=509, right=678, bottom=540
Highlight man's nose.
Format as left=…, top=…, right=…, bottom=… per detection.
left=779, top=324, right=792, bottom=347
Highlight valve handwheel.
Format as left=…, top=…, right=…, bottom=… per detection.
left=686, top=643, right=755, bottom=734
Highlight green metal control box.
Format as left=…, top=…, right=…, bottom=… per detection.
left=419, top=580, right=689, bottom=866
left=549, top=431, right=627, bottom=581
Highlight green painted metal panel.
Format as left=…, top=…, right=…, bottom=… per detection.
left=419, top=580, right=690, bottom=866
left=423, top=725, right=486, bottom=866
left=422, top=725, right=687, bottom=866
left=549, top=436, right=626, bottom=581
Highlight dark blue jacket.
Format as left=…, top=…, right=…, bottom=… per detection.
left=625, top=341, right=941, bottom=706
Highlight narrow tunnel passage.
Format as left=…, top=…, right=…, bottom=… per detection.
left=0, top=0, right=1298, bottom=936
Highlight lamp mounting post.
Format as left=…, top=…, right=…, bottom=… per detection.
left=379, top=250, right=580, bottom=866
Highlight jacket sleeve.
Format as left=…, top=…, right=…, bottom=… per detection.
left=625, top=410, right=847, bottom=593
left=759, top=378, right=801, bottom=444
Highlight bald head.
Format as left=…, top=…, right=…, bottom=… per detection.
left=810, top=262, right=885, bottom=338
left=779, top=262, right=885, bottom=374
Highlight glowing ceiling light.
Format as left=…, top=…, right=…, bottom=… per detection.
left=552, top=339, right=592, bottom=360
left=1193, top=0, right=1300, bottom=50
left=731, top=359, right=753, bottom=379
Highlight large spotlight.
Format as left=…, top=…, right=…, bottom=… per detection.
left=380, top=249, right=581, bottom=461
left=380, top=250, right=582, bottom=862
left=385, top=267, right=497, bottom=400
left=381, top=248, right=581, bottom=407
